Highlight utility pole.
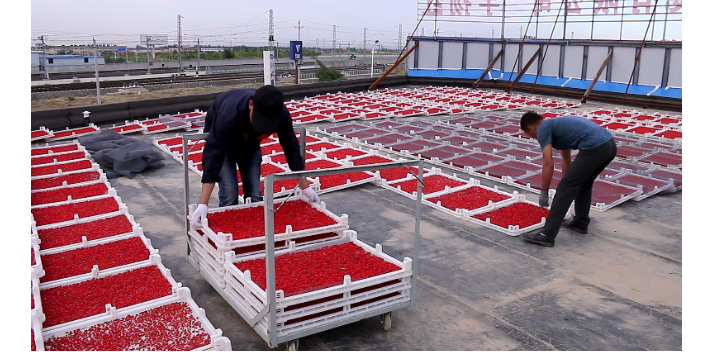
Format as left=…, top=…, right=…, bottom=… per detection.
left=196, top=37, right=201, bottom=74
left=146, top=37, right=151, bottom=75
left=296, top=20, right=303, bottom=84
left=519, top=25, right=523, bottom=38
left=398, top=24, right=403, bottom=51
left=332, top=25, right=337, bottom=68
left=364, top=27, right=367, bottom=64
left=268, top=9, right=276, bottom=85
left=38, top=36, right=49, bottom=80
left=93, top=37, right=101, bottom=105
left=177, top=14, right=183, bottom=74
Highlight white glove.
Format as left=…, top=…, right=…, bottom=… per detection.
left=191, top=204, right=209, bottom=227
left=302, top=187, right=320, bottom=204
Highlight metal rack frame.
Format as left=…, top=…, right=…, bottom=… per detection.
left=182, top=128, right=422, bottom=349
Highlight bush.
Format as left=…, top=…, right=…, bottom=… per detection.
left=314, top=59, right=343, bottom=82
left=67, top=96, right=76, bottom=101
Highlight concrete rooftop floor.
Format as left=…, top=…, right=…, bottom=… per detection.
left=33, top=91, right=683, bottom=351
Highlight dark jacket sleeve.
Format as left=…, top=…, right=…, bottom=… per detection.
left=276, top=109, right=305, bottom=172
left=200, top=90, right=244, bottom=183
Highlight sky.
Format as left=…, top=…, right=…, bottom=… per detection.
left=30, top=0, right=682, bottom=50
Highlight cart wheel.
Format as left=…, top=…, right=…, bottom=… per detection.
left=382, top=312, right=392, bottom=331
left=286, top=340, right=298, bottom=351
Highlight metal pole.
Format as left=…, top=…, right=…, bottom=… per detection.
left=536, top=4, right=539, bottom=38
left=197, top=38, right=201, bottom=73
left=651, top=1, right=658, bottom=41
left=663, top=0, right=670, bottom=40
left=411, top=159, right=423, bottom=307
left=364, top=27, right=367, bottom=64
left=178, top=14, right=183, bottom=74
left=264, top=175, right=277, bottom=347
left=371, top=45, right=374, bottom=77
left=93, top=37, right=101, bottom=105
left=591, top=0, right=596, bottom=39
left=563, top=0, right=568, bottom=40
left=147, top=37, right=151, bottom=75
left=40, top=36, right=49, bottom=80
left=333, top=25, right=337, bottom=68
left=297, top=21, right=301, bottom=84
left=619, top=0, right=625, bottom=40
left=183, top=136, right=191, bottom=257
left=501, top=0, right=506, bottom=39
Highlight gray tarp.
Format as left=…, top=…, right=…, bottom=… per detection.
left=77, top=130, right=165, bottom=179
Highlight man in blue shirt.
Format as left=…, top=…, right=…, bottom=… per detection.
left=190, top=85, right=319, bottom=227
left=519, top=112, right=617, bottom=247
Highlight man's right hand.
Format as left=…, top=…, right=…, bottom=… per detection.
left=539, top=190, right=550, bottom=208
left=192, top=204, right=209, bottom=227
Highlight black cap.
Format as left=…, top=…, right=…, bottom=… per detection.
left=251, top=85, right=284, bottom=134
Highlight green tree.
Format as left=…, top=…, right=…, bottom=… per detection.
left=314, top=59, right=343, bottom=82
left=223, top=48, right=234, bottom=59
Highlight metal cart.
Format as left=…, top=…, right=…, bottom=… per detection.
left=182, top=129, right=422, bottom=350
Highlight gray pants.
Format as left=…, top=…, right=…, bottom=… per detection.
left=543, top=138, right=617, bottom=240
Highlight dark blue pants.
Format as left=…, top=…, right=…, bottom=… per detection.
left=217, top=150, right=263, bottom=207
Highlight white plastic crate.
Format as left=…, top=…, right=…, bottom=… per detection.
left=380, top=168, right=467, bottom=199
left=31, top=160, right=102, bottom=182
left=30, top=140, right=83, bottom=156
left=31, top=193, right=129, bottom=229
left=590, top=180, right=643, bottom=212
left=188, top=250, right=227, bottom=289
left=141, top=123, right=190, bottom=135
left=47, top=124, right=101, bottom=141
left=32, top=236, right=45, bottom=278
left=36, top=207, right=142, bottom=252
left=31, top=167, right=112, bottom=193
left=38, top=232, right=159, bottom=286
left=30, top=149, right=93, bottom=167
left=221, top=230, right=412, bottom=339
left=32, top=269, right=46, bottom=351
left=188, top=192, right=349, bottom=251
left=422, top=179, right=521, bottom=218
left=608, top=170, right=675, bottom=201
left=32, top=267, right=44, bottom=318
left=41, top=286, right=231, bottom=351
left=505, top=175, right=559, bottom=197
left=189, top=227, right=339, bottom=283
left=29, top=213, right=39, bottom=238
left=312, top=143, right=372, bottom=162
left=31, top=186, right=119, bottom=210
left=464, top=195, right=550, bottom=236
left=308, top=158, right=381, bottom=194
left=39, top=255, right=183, bottom=333
left=109, top=122, right=147, bottom=135
left=30, top=180, right=115, bottom=208
left=32, top=323, right=45, bottom=352
left=639, top=166, right=682, bottom=192
left=31, top=126, right=55, bottom=142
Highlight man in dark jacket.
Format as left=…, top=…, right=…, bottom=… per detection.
left=190, top=85, right=319, bottom=227
left=520, top=111, right=617, bottom=247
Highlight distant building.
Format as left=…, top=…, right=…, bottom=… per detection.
left=31, top=52, right=41, bottom=69
left=200, top=47, right=224, bottom=53
left=46, top=55, right=105, bottom=66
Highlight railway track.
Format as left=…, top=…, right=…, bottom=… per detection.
left=31, top=66, right=372, bottom=93
left=31, top=72, right=266, bottom=93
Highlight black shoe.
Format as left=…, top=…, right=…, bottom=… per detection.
left=562, top=220, right=587, bottom=234
left=522, top=231, right=554, bottom=247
